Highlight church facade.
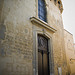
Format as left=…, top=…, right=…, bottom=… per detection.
left=0, top=0, right=69, bottom=75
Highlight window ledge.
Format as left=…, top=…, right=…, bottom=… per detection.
left=30, top=17, right=57, bottom=33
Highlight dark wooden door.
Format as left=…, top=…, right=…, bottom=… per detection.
left=38, top=35, right=49, bottom=75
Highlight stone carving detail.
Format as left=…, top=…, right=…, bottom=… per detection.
left=38, top=35, right=48, bottom=51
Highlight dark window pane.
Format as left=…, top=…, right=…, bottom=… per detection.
left=38, top=0, right=47, bottom=22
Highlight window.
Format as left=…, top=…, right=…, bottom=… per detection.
left=38, top=0, right=47, bottom=22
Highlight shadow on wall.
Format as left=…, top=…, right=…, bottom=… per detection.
left=0, top=24, right=6, bottom=40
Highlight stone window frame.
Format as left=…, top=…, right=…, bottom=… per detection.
left=33, top=30, right=54, bottom=75
left=30, top=16, right=56, bottom=75
left=32, top=26, right=55, bottom=75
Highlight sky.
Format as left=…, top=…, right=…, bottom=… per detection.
left=61, top=0, right=75, bottom=43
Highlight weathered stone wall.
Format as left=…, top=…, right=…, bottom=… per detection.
left=0, top=0, right=36, bottom=75
left=64, top=30, right=75, bottom=75
left=74, top=44, right=75, bottom=52
left=0, top=0, right=68, bottom=75
left=45, top=0, right=67, bottom=75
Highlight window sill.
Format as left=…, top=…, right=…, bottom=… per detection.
left=30, top=17, right=57, bottom=33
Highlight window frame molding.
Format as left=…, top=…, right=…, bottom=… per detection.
left=30, top=17, right=57, bottom=33
left=32, top=27, right=55, bottom=75
left=36, top=0, right=38, bottom=18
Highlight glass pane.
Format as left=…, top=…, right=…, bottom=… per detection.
left=38, top=0, right=47, bottom=22
left=40, top=7, right=45, bottom=12
left=39, top=16, right=44, bottom=21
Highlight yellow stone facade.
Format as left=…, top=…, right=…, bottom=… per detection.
left=0, top=0, right=71, bottom=75
left=64, top=30, right=75, bottom=75
left=74, top=44, right=75, bottom=52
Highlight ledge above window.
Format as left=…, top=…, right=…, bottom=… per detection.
left=30, top=17, right=57, bottom=33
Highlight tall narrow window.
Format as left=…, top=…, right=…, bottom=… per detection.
left=38, top=0, right=47, bottom=22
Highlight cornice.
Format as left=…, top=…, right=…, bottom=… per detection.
left=30, top=17, right=57, bottom=33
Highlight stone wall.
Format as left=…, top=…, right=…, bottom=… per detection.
left=45, top=0, right=67, bottom=75
left=0, top=0, right=68, bottom=75
left=0, top=0, right=36, bottom=75
left=74, top=44, right=75, bottom=52
left=64, top=29, right=75, bottom=75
